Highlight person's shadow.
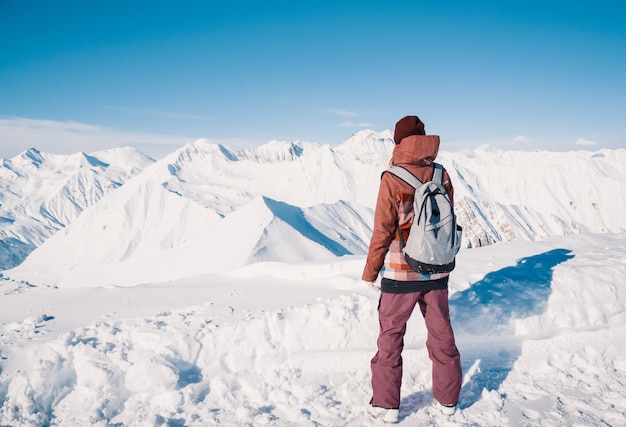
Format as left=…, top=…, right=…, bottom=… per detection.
left=399, top=248, right=574, bottom=417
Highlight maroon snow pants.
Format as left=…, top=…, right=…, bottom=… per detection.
left=370, top=289, right=462, bottom=409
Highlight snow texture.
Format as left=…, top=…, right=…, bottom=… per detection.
left=0, top=147, right=154, bottom=270
left=0, top=133, right=625, bottom=426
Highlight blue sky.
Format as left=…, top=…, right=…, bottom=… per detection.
left=1, top=0, right=625, bottom=159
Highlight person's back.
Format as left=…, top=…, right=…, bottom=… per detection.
left=362, top=119, right=455, bottom=287
left=385, top=162, right=462, bottom=275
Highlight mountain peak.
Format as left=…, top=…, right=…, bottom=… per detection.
left=337, top=129, right=394, bottom=153
left=79, top=152, right=110, bottom=169
left=238, top=140, right=319, bottom=162
left=0, top=147, right=155, bottom=270
left=19, top=148, right=45, bottom=166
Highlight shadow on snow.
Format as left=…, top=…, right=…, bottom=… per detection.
left=400, top=248, right=574, bottom=416
left=262, top=197, right=351, bottom=256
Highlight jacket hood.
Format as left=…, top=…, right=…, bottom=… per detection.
left=392, top=134, right=440, bottom=166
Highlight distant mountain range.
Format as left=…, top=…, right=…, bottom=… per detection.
left=0, top=147, right=154, bottom=270
left=3, top=132, right=625, bottom=286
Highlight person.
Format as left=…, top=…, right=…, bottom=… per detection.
left=363, top=115, right=462, bottom=423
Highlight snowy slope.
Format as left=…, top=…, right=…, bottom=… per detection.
left=441, top=146, right=626, bottom=247
left=4, top=137, right=383, bottom=286
left=160, top=137, right=381, bottom=213
left=8, top=194, right=372, bottom=287
left=0, top=233, right=624, bottom=426
left=4, top=135, right=626, bottom=288
left=0, top=147, right=154, bottom=269
left=0, top=136, right=626, bottom=425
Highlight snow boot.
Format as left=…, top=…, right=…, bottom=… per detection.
left=368, top=405, right=399, bottom=424
left=439, top=402, right=457, bottom=416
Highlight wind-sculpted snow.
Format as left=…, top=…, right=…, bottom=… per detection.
left=451, top=248, right=575, bottom=336
left=0, top=147, right=154, bottom=270
left=1, top=233, right=625, bottom=425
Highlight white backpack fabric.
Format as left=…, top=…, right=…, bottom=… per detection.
left=385, top=163, right=462, bottom=274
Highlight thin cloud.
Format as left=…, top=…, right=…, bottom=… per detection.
left=0, top=116, right=191, bottom=160
left=513, top=135, right=532, bottom=143
left=339, top=121, right=374, bottom=128
left=324, top=108, right=359, bottom=117
left=575, top=138, right=597, bottom=146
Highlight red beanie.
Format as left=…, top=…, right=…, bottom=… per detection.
left=394, top=115, right=426, bottom=145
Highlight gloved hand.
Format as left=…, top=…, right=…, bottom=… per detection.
left=364, top=280, right=380, bottom=291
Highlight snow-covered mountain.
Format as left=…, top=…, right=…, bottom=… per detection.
left=0, top=147, right=155, bottom=270
left=4, top=133, right=626, bottom=287
left=1, top=134, right=626, bottom=426
left=441, top=146, right=626, bottom=246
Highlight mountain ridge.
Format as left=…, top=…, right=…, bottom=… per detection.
left=0, top=147, right=155, bottom=269
left=3, top=133, right=626, bottom=286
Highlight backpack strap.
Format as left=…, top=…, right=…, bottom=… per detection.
left=432, top=163, right=449, bottom=196
left=384, top=163, right=447, bottom=250
left=384, top=166, right=423, bottom=189
left=384, top=163, right=445, bottom=188
left=432, top=163, right=444, bottom=184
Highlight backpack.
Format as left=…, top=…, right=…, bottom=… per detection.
left=385, top=163, right=462, bottom=274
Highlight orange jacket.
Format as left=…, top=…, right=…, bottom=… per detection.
left=362, top=135, right=454, bottom=282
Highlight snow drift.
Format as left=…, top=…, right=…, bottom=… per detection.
left=1, top=232, right=625, bottom=426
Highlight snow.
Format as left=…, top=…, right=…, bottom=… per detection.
left=1, top=233, right=625, bottom=425
left=1, top=135, right=626, bottom=425
left=0, top=147, right=154, bottom=270
left=6, top=136, right=626, bottom=289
